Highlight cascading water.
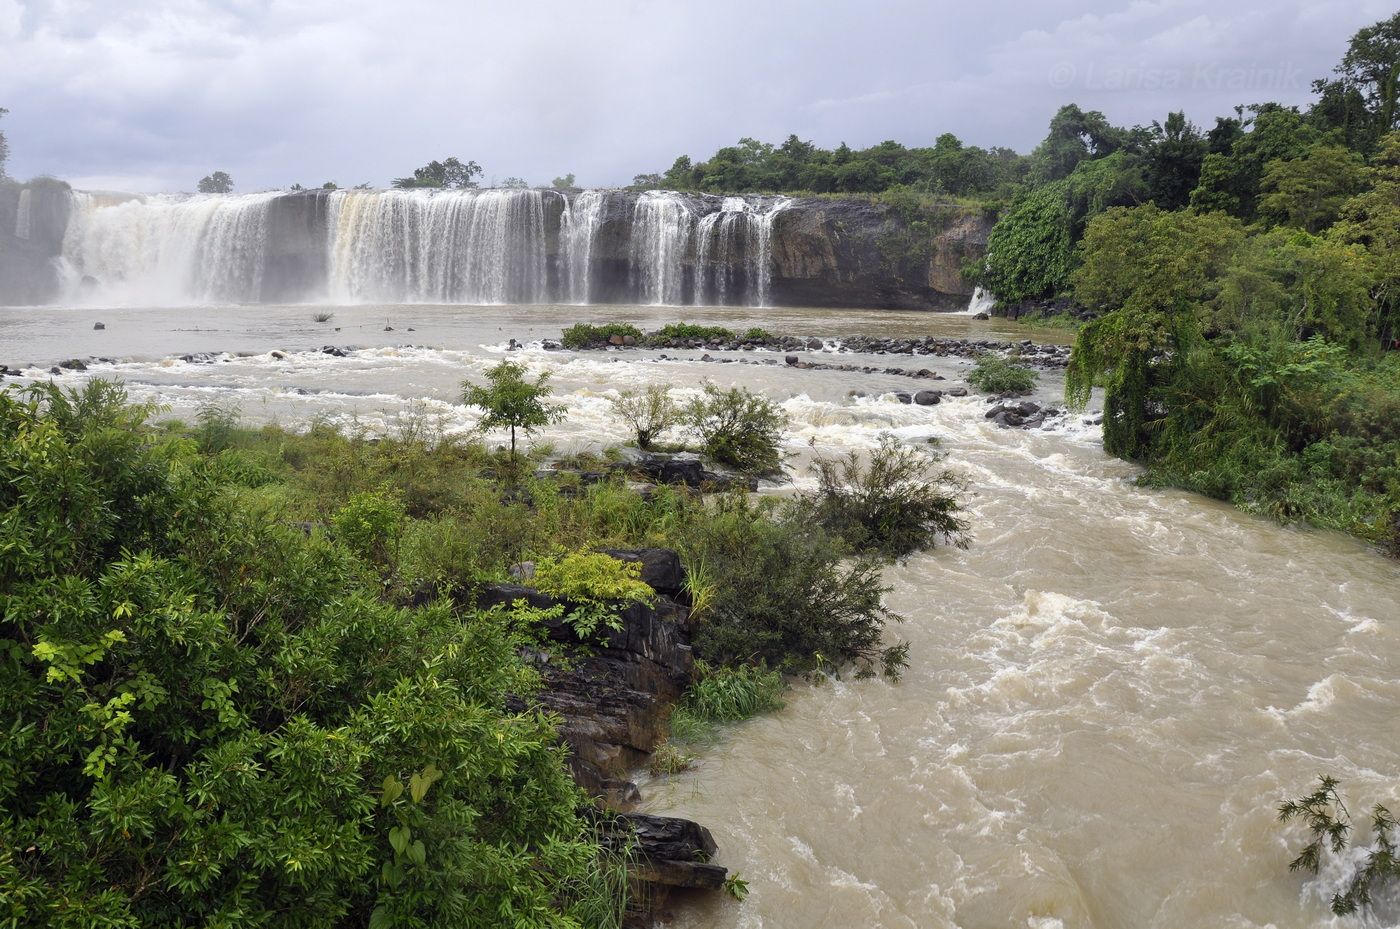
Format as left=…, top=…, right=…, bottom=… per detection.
left=964, top=286, right=996, bottom=315
left=630, top=191, right=693, bottom=306
left=55, top=187, right=793, bottom=308
left=61, top=192, right=279, bottom=304
left=675, top=194, right=791, bottom=307
left=326, top=188, right=558, bottom=304
left=562, top=189, right=605, bottom=304
left=14, top=188, right=32, bottom=240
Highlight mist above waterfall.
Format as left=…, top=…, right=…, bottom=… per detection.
left=57, top=187, right=795, bottom=309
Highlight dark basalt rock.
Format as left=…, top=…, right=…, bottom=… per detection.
left=914, top=389, right=942, bottom=405
left=985, top=399, right=1061, bottom=429
left=475, top=548, right=726, bottom=921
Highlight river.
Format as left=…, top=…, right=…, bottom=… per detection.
left=1, top=301, right=1396, bottom=928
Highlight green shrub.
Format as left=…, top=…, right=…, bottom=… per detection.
left=333, top=489, right=405, bottom=564
left=645, top=323, right=735, bottom=344
left=740, top=327, right=774, bottom=341
left=792, top=435, right=970, bottom=560
left=610, top=385, right=681, bottom=450
left=560, top=323, right=643, bottom=348
left=967, top=352, right=1038, bottom=394
left=0, top=380, right=622, bottom=929
left=195, top=398, right=241, bottom=453
left=684, top=383, right=788, bottom=475
left=679, top=496, right=906, bottom=678
left=532, top=550, right=655, bottom=639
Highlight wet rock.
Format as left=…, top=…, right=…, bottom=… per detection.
left=58, top=358, right=87, bottom=370
left=609, top=334, right=626, bottom=345
left=597, top=548, right=686, bottom=599
left=320, top=345, right=347, bottom=357
left=948, top=386, right=968, bottom=397
left=93, top=322, right=105, bottom=330
left=622, top=335, right=637, bottom=346
left=383, top=325, right=394, bottom=331
left=785, top=354, right=799, bottom=366
left=914, top=390, right=942, bottom=406
left=894, top=392, right=912, bottom=404
left=270, top=350, right=286, bottom=359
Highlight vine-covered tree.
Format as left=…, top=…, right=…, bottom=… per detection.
left=197, top=170, right=233, bottom=193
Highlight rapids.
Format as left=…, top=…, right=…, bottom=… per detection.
left=1, top=302, right=1396, bottom=928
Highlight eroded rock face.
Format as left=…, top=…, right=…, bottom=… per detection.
left=476, top=548, right=723, bottom=923
left=0, top=179, right=72, bottom=305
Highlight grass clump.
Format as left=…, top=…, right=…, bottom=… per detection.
left=311, top=311, right=334, bottom=323
left=967, top=352, right=1038, bottom=394
left=792, top=435, right=969, bottom=560
left=560, top=323, right=644, bottom=348
left=683, top=661, right=785, bottom=722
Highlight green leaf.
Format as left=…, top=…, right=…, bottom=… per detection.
left=407, top=839, right=426, bottom=866
left=368, top=904, right=392, bottom=929
left=380, top=774, right=403, bottom=807
left=388, top=825, right=409, bottom=856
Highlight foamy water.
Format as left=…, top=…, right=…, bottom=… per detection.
left=2, top=302, right=1396, bottom=928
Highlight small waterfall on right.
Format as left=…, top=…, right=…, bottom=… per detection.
left=963, top=286, right=996, bottom=315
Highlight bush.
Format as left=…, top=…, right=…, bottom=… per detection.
left=0, top=380, right=622, bottom=929
left=679, top=496, right=906, bottom=678
left=645, top=323, right=734, bottom=344
left=532, top=550, right=655, bottom=639
left=792, top=435, right=969, bottom=560
left=740, top=327, right=774, bottom=341
left=684, top=383, right=788, bottom=475
left=967, top=352, right=1038, bottom=394
left=560, top=323, right=643, bottom=349
left=333, top=489, right=405, bottom=565
left=610, top=385, right=681, bottom=450
left=195, top=398, right=241, bottom=453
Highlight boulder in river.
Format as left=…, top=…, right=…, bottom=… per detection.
left=914, top=389, right=942, bottom=406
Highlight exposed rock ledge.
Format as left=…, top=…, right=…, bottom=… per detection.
left=478, top=548, right=723, bottom=926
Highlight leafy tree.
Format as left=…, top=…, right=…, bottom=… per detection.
left=0, top=380, right=622, bottom=929
left=461, top=360, right=563, bottom=466
left=321, top=181, right=338, bottom=190
left=197, top=170, right=234, bottom=193
left=551, top=173, right=576, bottom=189
left=1331, top=132, right=1400, bottom=334
left=790, top=435, right=969, bottom=560
left=1146, top=111, right=1206, bottom=209
left=1258, top=144, right=1367, bottom=232
left=1311, top=12, right=1400, bottom=151
left=684, top=383, right=788, bottom=475
left=392, top=157, right=481, bottom=190
left=1029, top=104, right=1126, bottom=183
left=500, top=176, right=529, bottom=189
left=1188, top=106, right=1322, bottom=220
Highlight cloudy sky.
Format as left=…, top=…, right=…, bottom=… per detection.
left=0, top=0, right=1393, bottom=192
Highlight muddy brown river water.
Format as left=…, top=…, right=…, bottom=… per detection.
left=2, top=301, right=1396, bottom=928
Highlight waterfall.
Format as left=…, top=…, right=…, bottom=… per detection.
left=562, top=189, right=605, bottom=304
left=326, top=188, right=557, bottom=304
left=14, top=188, right=32, bottom=240
left=61, top=191, right=278, bottom=303
left=54, top=187, right=793, bottom=308
left=694, top=196, right=790, bottom=307
left=963, top=286, right=996, bottom=315
left=630, top=191, right=693, bottom=306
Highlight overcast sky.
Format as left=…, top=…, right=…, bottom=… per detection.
left=0, top=0, right=1393, bottom=192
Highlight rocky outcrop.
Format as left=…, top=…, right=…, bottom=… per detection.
left=476, top=548, right=724, bottom=923
left=769, top=198, right=991, bottom=310
left=0, top=178, right=72, bottom=305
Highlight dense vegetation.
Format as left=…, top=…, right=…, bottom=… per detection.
left=974, top=12, right=1400, bottom=555
left=1, top=376, right=964, bottom=924
left=1280, top=776, right=1399, bottom=916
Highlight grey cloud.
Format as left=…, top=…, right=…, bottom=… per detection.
left=0, top=0, right=1392, bottom=192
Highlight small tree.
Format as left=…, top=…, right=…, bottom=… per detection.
left=611, top=385, right=681, bottom=449
left=552, top=173, right=576, bottom=189
left=462, top=360, right=563, bottom=467
left=684, top=383, right=789, bottom=475
left=197, top=170, right=233, bottom=194
left=792, top=435, right=970, bottom=560
left=501, top=176, right=529, bottom=189
left=393, top=157, right=482, bottom=189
